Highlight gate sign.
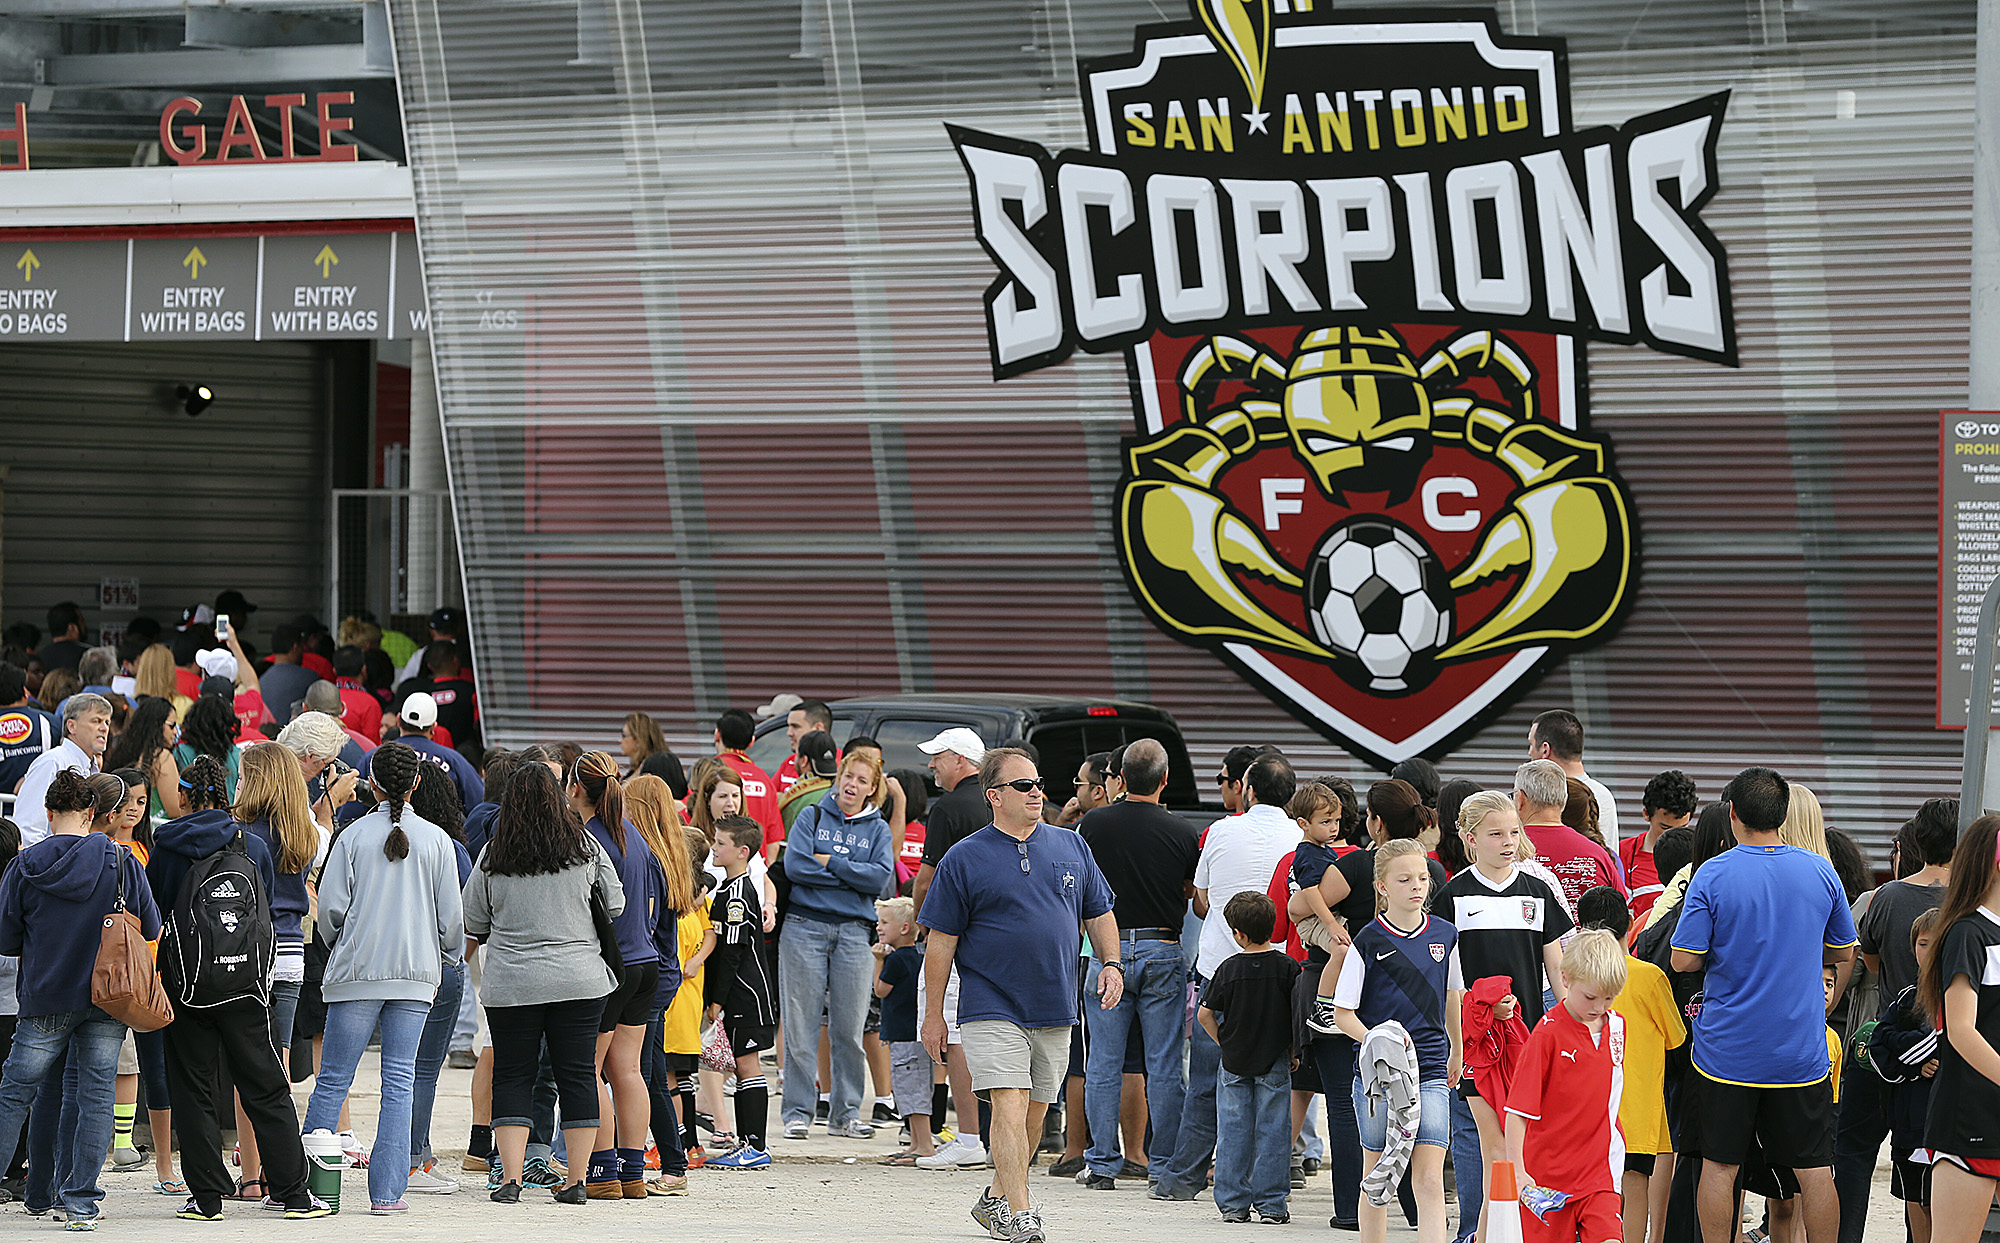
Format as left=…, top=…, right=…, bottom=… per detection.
left=950, top=5, right=1737, bottom=767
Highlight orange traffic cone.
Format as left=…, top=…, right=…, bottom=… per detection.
left=1486, top=1160, right=1525, bottom=1243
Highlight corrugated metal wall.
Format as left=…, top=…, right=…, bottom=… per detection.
left=0, top=340, right=333, bottom=652
left=389, top=0, right=1974, bottom=865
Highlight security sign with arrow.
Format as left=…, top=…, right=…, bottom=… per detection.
left=15, top=248, right=39, bottom=282
left=182, top=246, right=207, bottom=280
left=314, top=245, right=339, bottom=279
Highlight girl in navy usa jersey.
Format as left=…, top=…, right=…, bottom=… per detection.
left=1920, top=814, right=2000, bottom=1243
left=1331, top=838, right=1463, bottom=1243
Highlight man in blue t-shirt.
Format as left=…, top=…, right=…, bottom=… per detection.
left=1672, top=766, right=1856, bottom=1243
left=920, top=748, right=1121, bottom=1243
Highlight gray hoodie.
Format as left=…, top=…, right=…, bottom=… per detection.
left=318, top=806, right=465, bottom=1005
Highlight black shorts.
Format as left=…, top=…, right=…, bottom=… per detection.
left=1742, top=1146, right=1800, bottom=1199
left=1457, top=1074, right=1481, bottom=1102
left=1625, top=1153, right=1658, bottom=1176
left=1291, top=1047, right=1321, bottom=1093
left=661, top=1052, right=701, bottom=1078
left=724, top=1017, right=776, bottom=1058
left=1891, top=1156, right=1931, bottom=1205
left=1693, top=1073, right=1833, bottom=1170
left=600, top=961, right=661, bottom=1032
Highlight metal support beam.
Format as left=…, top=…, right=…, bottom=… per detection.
left=42, top=44, right=385, bottom=87
left=183, top=7, right=359, bottom=49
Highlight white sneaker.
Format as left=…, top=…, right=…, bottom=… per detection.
left=915, top=1138, right=967, bottom=1169
left=404, top=1164, right=458, bottom=1195
left=338, top=1131, right=369, bottom=1168
left=937, top=1137, right=987, bottom=1167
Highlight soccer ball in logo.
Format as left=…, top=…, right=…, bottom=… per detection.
left=1304, top=518, right=1454, bottom=695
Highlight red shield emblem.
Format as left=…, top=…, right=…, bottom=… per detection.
left=1429, top=943, right=1446, bottom=962
left=950, top=5, right=1734, bottom=767
left=1521, top=899, right=1538, bottom=925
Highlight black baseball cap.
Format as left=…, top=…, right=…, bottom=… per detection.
left=429, top=606, right=464, bottom=634
left=213, top=590, right=259, bottom=617
left=799, top=730, right=839, bottom=779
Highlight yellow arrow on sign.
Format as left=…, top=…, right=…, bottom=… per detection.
left=14, top=249, right=38, bottom=282
left=183, top=246, right=207, bottom=280
left=314, top=245, right=339, bottom=279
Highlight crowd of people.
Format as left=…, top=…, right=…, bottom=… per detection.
left=0, top=598, right=1996, bottom=1243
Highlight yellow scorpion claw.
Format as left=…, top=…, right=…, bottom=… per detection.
left=1438, top=477, right=1632, bottom=660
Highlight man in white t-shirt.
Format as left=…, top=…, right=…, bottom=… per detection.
left=1152, top=752, right=1300, bottom=1200
left=1529, top=709, right=1622, bottom=879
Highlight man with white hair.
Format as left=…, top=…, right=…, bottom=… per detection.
left=13, top=692, right=110, bottom=844
left=1512, top=759, right=1621, bottom=920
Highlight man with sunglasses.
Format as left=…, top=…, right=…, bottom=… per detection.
left=920, top=749, right=1122, bottom=1243
left=1051, top=752, right=1113, bottom=828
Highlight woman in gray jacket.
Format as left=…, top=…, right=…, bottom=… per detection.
left=462, top=761, right=622, bottom=1205
left=301, top=742, right=465, bottom=1214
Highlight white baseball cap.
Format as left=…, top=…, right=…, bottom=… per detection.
left=400, top=692, right=439, bottom=730
left=917, top=727, right=985, bottom=763
left=754, top=693, right=803, bottom=720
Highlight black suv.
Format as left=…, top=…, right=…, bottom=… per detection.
left=746, top=694, right=1205, bottom=812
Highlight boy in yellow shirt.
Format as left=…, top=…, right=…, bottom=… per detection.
left=1578, top=887, right=1686, bottom=1243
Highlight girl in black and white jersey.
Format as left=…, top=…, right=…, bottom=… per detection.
left=1919, top=814, right=2000, bottom=1243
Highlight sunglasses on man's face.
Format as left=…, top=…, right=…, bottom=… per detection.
left=989, top=777, right=1045, bottom=794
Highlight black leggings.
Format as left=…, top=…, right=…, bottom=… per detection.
left=488, top=997, right=603, bottom=1131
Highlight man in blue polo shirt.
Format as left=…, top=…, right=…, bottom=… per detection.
left=1672, top=767, right=1856, bottom=1243
left=920, top=748, right=1121, bottom=1243
left=395, top=693, right=483, bottom=811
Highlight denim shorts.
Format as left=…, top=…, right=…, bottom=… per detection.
left=1352, top=1074, right=1452, bottom=1151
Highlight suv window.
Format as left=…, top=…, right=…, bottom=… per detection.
left=1029, top=718, right=1200, bottom=810
left=746, top=716, right=855, bottom=776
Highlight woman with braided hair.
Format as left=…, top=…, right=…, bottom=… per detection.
left=301, top=741, right=465, bottom=1215
left=570, top=749, right=663, bottom=1199
left=148, top=754, right=324, bottom=1220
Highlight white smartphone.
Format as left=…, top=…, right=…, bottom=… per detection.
left=214, top=614, right=232, bottom=641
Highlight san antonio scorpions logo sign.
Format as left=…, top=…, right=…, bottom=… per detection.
left=950, top=4, right=1735, bottom=767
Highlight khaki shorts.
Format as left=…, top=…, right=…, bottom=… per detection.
left=959, top=1020, right=1068, bottom=1104
left=1292, top=912, right=1343, bottom=954
left=117, top=1030, right=139, bottom=1077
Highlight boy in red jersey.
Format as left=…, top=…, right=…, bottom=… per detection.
left=1504, top=928, right=1630, bottom=1243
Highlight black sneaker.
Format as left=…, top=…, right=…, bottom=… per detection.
left=1259, top=1210, right=1291, bottom=1225
left=1120, top=1159, right=1148, bottom=1179
left=1047, top=1156, right=1086, bottom=1179
left=815, top=1099, right=830, bottom=1122
left=1221, top=1209, right=1252, bottom=1224
left=873, top=1102, right=900, bottom=1125
left=490, top=1181, right=521, bottom=1204
left=552, top=1182, right=588, bottom=1205
left=1330, top=1217, right=1359, bottom=1231
left=1082, top=1173, right=1117, bottom=1191
left=1291, top=1162, right=1306, bottom=1189
left=1301, top=1157, right=1321, bottom=1175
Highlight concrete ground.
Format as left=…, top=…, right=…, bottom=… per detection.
left=44, top=1052, right=1920, bottom=1241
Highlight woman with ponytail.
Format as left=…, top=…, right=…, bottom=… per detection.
left=1313, top=778, right=1452, bottom=932
left=569, top=750, right=662, bottom=1199
left=302, top=742, right=465, bottom=1215
left=0, top=769, right=160, bottom=1227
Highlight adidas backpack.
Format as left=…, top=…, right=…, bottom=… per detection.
left=163, top=831, right=274, bottom=1010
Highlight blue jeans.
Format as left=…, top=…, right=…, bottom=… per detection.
left=1353, top=1074, right=1452, bottom=1150
left=1159, top=972, right=1220, bottom=1196
left=1449, top=1089, right=1482, bottom=1243
left=777, top=915, right=873, bottom=1128
left=1215, top=1064, right=1292, bottom=1215
left=1311, top=1036, right=1362, bottom=1223
left=642, top=1006, right=687, bottom=1176
left=270, top=979, right=302, bottom=1051
left=304, top=997, right=429, bottom=1206
left=411, top=959, right=466, bottom=1166
left=1083, top=940, right=1187, bottom=1177
left=0, top=1008, right=125, bottom=1220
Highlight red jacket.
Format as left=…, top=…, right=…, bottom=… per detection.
left=1462, top=974, right=1531, bottom=1111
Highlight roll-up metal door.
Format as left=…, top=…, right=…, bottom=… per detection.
left=0, top=340, right=333, bottom=652
left=390, top=0, right=1974, bottom=867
